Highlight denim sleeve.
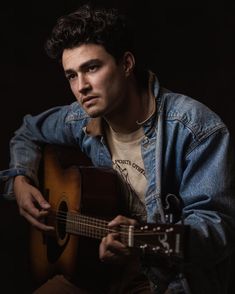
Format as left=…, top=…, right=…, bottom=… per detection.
left=2, top=105, right=81, bottom=198
left=181, top=127, right=235, bottom=267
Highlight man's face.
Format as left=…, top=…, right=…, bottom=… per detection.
left=62, top=44, right=128, bottom=118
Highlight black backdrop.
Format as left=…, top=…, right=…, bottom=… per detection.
left=1, top=0, right=235, bottom=171
left=0, top=0, right=235, bottom=293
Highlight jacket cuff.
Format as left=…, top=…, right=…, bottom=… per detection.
left=0, top=168, right=38, bottom=199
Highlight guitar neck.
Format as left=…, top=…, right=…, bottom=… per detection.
left=62, top=211, right=186, bottom=259
left=65, top=211, right=134, bottom=246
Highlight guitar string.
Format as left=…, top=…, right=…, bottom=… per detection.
left=45, top=210, right=166, bottom=236
left=46, top=211, right=116, bottom=237
left=48, top=210, right=170, bottom=236
left=48, top=213, right=128, bottom=240
left=47, top=208, right=173, bottom=231
left=43, top=211, right=175, bottom=253
left=47, top=213, right=126, bottom=233
left=47, top=211, right=161, bottom=235
left=45, top=214, right=173, bottom=253
left=48, top=209, right=108, bottom=224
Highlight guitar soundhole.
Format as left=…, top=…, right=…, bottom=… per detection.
left=47, top=200, right=69, bottom=264
left=57, top=200, right=68, bottom=241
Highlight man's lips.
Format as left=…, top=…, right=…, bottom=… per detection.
left=82, top=95, right=99, bottom=106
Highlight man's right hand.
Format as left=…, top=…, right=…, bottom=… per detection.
left=13, top=175, right=54, bottom=231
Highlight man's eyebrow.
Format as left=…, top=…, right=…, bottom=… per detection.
left=64, top=69, right=75, bottom=76
left=64, top=59, right=101, bottom=75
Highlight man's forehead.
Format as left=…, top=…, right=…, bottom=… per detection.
left=62, top=44, right=109, bottom=68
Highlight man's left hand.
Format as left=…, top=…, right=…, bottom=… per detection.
left=99, top=215, right=137, bottom=264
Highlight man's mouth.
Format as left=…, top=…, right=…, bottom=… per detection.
left=82, top=96, right=99, bottom=107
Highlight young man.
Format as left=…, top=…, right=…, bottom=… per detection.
left=1, top=4, right=235, bottom=294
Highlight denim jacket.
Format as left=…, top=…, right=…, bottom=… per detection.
left=1, top=76, right=235, bottom=293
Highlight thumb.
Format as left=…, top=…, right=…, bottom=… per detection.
left=32, top=187, right=50, bottom=209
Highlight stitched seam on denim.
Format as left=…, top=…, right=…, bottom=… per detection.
left=65, top=102, right=89, bottom=122
left=65, top=113, right=89, bottom=123
left=166, top=115, right=225, bottom=141
left=185, top=126, right=227, bottom=158
left=145, top=191, right=158, bottom=204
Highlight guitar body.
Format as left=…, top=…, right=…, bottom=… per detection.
left=30, top=145, right=127, bottom=290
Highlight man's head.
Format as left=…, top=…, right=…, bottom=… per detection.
left=62, top=43, right=135, bottom=118
left=45, top=4, right=135, bottom=64
left=45, top=4, right=148, bottom=124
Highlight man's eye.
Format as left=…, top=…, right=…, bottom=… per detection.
left=67, top=73, right=76, bottom=81
left=88, top=65, right=99, bottom=72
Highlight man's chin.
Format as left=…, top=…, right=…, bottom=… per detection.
left=85, top=109, right=103, bottom=118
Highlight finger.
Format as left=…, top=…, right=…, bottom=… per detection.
left=103, top=234, right=127, bottom=253
left=99, top=235, right=120, bottom=254
left=99, top=237, right=108, bottom=259
left=99, top=235, right=131, bottom=265
left=99, top=237, right=119, bottom=262
left=108, top=215, right=137, bottom=227
left=100, top=244, right=129, bottom=264
left=22, top=209, right=54, bottom=231
left=108, top=242, right=129, bottom=255
left=31, top=187, right=50, bottom=210
left=106, top=232, right=124, bottom=244
left=22, top=198, right=47, bottom=219
left=23, top=189, right=50, bottom=218
left=100, top=251, right=118, bottom=263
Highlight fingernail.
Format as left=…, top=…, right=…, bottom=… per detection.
left=42, top=202, right=50, bottom=208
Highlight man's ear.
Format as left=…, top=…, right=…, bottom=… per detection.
left=122, top=52, right=135, bottom=76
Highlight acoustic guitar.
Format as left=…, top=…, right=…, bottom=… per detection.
left=30, top=145, right=187, bottom=290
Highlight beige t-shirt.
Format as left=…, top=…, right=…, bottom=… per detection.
left=105, top=71, right=156, bottom=213
left=106, top=126, right=147, bottom=204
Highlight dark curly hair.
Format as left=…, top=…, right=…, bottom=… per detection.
left=45, top=4, right=135, bottom=63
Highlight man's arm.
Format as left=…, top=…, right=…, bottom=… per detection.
left=5, top=105, right=80, bottom=229
left=99, top=128, right=235, bottom=268
left=180, top=127, right=235, bottom=266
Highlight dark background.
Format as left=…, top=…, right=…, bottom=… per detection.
left=0, top=0, right=235, bottom=293
left=1, top=0, right=235, bottom=171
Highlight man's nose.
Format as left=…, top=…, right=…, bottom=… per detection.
left=78, top=74, right=91, bottom=95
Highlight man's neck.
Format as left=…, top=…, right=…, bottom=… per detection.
left=105, top=88, right=149, bottom=134
left=105, top=78, right=154, bottom=134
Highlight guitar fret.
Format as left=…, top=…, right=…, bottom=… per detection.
left=66, top=212, right=110, bottom=240
left=64, top=212, right=133, bottom=245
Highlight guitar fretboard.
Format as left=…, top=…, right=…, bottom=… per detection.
left=49, top=209, right=185, bottom=257
left=62, top=211, right=134, bottom=246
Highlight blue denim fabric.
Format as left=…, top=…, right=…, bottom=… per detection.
left=1, top=76, right=235, bottom=293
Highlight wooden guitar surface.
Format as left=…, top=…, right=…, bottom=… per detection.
left=30, top=145, right=188, bottom=292
left=30, top=145, right=126, bottom=291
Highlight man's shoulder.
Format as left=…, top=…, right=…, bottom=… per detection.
left=159, top=88, right=227, bottom=139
